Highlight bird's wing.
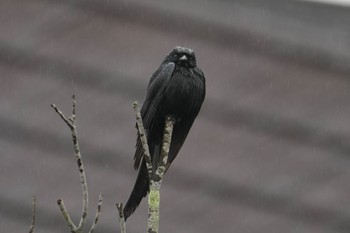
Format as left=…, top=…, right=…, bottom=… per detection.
left=142, top=62, right=175, bottom=128
left=133, top=62, right=175, bottom=169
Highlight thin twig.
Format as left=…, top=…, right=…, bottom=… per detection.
left=51, top=95, right=90, bottom=233
left=51, top=104, right=73, bottom=130
left=132, top=101, right=153, bottom=178
left=71, top=94, right=76, bottom=122
left=29, top=196, right=36, bottom=233
left=88, top=194, right=103, bottom=233
left=156, top=116, right=174, bottom=182
left=116, top=203, right=127, bottom=233
left=57, top=199, right=77, bottom=233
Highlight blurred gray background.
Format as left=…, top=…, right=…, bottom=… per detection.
left=2, top=0, right=350, bottom=232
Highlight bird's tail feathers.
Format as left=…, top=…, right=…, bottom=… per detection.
left=123, top=160, right=149, bottom=220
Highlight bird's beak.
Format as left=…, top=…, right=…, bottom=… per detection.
left=179, top=55, right=187, bottom=61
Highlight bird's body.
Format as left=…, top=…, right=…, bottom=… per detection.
left=123, top=46, right=206, bottom=220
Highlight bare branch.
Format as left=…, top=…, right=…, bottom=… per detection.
left=51, top=104, right=74, bottom=130
left=132, top=101, right=153, bottom=178
left=147, top=116, right=174, bottom=233
left=29, top=196, right=36, bottom=233
left=71, top=94, right=76, bottom=122
left=156, top=116, right=174, bottom=182
left=116, top=203, right=126, bottom=233
left=51, top=95, right=99, bottom=233
left=88, top=194, right=103, bottom=233
left=132, top=102, right=175, bottom=233
left=57, top=199, right=77, bottom=233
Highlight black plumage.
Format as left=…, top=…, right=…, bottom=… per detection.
left=123, top=46, right=206, bottom=220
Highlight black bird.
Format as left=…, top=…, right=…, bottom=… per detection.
left=123, top=46, right=206, bottom=220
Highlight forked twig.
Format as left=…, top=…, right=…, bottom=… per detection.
left=132, top=101, right=174, bottom=233
left=51, top=95, right=103, bottom=233
left=116, top=203, right=126, bottom=233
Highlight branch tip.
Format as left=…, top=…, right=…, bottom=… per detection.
left=132, top=101, right=139, bottom=109
left=88, top=194, right=104, bottom=233
left=29, top=195, right=36, bottom=233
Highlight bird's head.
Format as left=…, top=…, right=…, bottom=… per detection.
left=165, top=46, right=197, bottom=68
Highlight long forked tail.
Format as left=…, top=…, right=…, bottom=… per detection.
left=123, top=160, right=149, bottom=220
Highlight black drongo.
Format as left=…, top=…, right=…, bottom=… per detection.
left=123, top=46, right=206, bottom=220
